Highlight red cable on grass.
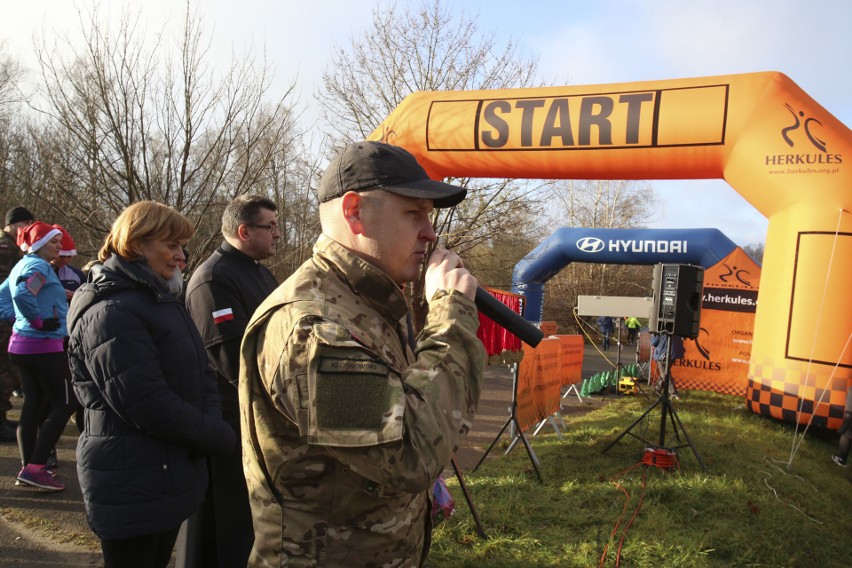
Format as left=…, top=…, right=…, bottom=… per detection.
left=598, top=448, right=678, bottom=567
left=614, top=470, right=647, bottom=567
left=597, top=479, right=632, bottom=568
left=641, top=447, right=679, bottom=471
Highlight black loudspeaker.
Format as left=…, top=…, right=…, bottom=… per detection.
left=649, top=263, right=704, bottom=339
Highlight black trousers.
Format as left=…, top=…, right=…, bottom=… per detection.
left=101, top=526, right=181, bottom=568
left=9, top=351, right=76, bottom=465
left=176, top=423, right=254, bottom=567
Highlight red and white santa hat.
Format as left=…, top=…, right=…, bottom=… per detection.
left=17, top=221, right=62, bottom=253
left=52, top=224, right=77, bottom=257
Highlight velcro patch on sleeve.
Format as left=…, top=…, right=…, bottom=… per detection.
left=316, top=356, right=388, bottom=430
left=25, top=272, right=46, bottom=296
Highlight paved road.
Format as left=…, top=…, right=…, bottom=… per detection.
left=0, top=341, right=628, bottom=566
left=0, top=406, right=100, bottom=566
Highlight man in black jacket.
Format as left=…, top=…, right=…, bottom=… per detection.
left=0, top=206, right=34, bottom=441
left=183, top=195, right=279, bottom=568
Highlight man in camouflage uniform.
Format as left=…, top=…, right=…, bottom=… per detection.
left=0, top=206, right=34, bottom=441
left=240, top=141, right=485, bottom=567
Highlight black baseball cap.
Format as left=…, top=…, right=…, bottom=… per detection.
left=5, top=206, right=34, bottom=226
left=318, top=141, right=466, bottom=208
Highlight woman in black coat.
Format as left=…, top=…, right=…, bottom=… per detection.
left=66, top=201, right=236, bottom=568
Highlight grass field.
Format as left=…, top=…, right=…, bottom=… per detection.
left=432, top=391, right=852, bottom=568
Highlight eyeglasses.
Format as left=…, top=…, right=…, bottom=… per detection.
left=246, top=223, right=281, bottom=234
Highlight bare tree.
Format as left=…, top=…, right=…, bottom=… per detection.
left=317, top=0, right=550, bottom=324
left=0, top=120, right=27, bottom=215
left=262, top=139, right=322, bottom=280
left=318, top=0, right=540, bottom=148
left=29, top=1, right=300, bottom=263
left=0, top=44, right=27, bottom=212
left=742, top=242, right=764, bottom=265
left=0, top=43, right=23, bottom=110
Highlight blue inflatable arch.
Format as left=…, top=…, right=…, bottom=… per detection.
left=512, top=228, right=738, bottom=321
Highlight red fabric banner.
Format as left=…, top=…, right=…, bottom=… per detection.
left=476, top=287, right=523, bottom=357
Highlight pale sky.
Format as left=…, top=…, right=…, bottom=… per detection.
left=2, top=0, right=850, bottom=247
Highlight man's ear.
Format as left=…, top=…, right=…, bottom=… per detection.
left=236, top=223, right=251, bottom=241
left=341, top=192, right=366, bottom=235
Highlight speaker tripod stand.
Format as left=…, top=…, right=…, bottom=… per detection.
left=602, top=333, right=706, bottom=472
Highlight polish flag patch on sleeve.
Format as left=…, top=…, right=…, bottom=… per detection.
left=212, top=308, right=234, bottom=324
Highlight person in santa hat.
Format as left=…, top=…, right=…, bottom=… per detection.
left=50, top=224, right=86, bottom=302
left=47, top=224, right=87, bottom=443
left=5, top=221, right=78, bottom=491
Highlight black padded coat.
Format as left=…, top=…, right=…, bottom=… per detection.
left=66, top=254, right=236, bottom=540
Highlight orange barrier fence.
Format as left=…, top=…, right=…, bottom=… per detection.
left=516, top=335, right=584, bottom=432
left=556, top=335, right=584, bottom=387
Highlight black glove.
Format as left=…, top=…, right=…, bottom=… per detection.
left=41, top=318, right=61, bottom=332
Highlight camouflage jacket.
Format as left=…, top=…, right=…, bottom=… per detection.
left=0, top=230, right=22, bottom=281
left=239, top=234, right=485, bottom=568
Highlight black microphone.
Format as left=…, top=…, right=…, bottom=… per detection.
left=474, top=286, right=544, bottom=347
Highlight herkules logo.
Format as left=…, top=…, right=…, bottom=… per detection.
left=765, top=103, right=842, bottom=167
left=576, top=237, right=605, bottom=253
left=782, top=103, right=826, bottom=152
left=672, top=328, right=722, bottom=371
left=718, top=263, right=753, bottom=287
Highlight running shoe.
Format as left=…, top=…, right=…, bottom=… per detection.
left=16, top=464, right=65, bottom=491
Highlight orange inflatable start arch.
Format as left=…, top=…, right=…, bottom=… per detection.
left=369, top=71, right=851, bottom=429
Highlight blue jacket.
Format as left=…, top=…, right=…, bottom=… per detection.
left=66, top=254, right=236, bottom=540
left=7, top=253, right=68, bottom=338
left=651, top=333, right=685, bottom=361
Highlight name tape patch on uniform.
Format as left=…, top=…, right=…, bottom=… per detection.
left=316, top=356, right=388, bottom=430
left=212, top=308, right=234, bottom=324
